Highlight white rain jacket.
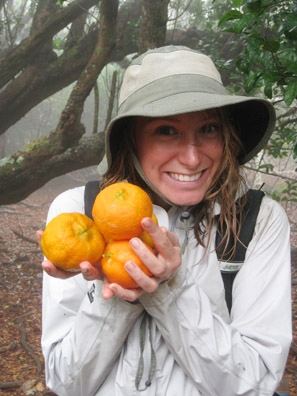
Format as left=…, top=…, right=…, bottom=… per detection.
left=41, top=186, right=292, bottom=396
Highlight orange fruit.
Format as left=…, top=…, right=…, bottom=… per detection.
left=92, top=182, right=153, bottom=241
left=41, top=212, right=106, bottom=271
left=101, top=240, right=153, bottom=289
left=139, top=213, right=158, bottom=247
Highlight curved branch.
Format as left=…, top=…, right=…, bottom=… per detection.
left=0, top=132, right=105, bottom=204
left=0, top=0, right=98, bottom=86
left=0, top=29, right=98, bottom=135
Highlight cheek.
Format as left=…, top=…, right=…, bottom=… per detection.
left=136, top=140, right=168, bottom=165
left=205, top=139, right=224, bottom=166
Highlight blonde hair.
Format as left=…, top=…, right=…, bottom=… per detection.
left=102, top=109, right=248, bottom=258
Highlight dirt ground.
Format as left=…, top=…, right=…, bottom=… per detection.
left=0, top=172, right=296, bottom=396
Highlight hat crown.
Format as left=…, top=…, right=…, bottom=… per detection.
left=119, top=46, right=223, bottom=107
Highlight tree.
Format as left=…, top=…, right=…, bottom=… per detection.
left=0, top=0, right=171, bottom=204
left=0, top=0, right=296, bottom=205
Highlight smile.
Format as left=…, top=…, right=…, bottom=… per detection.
left=169, top=172, right=202, bottom=182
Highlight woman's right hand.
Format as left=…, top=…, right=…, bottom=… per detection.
left=102, top=217, right=182, bottom=302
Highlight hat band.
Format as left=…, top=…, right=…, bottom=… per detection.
left=119, top=74, right=228, bottom=116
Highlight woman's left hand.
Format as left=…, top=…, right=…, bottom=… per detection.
left=102, top=217, right=182, bottom=302
left=36, top=230, right=103, bottom=281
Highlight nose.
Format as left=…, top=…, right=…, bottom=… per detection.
left=178, top=139, right=201, bottom=168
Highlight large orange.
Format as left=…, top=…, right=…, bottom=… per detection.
left=41, top=212, right=106, bottom=271
left=101, top=240, right=153, bottom=289
left=92, top=182, right=153, bottom=241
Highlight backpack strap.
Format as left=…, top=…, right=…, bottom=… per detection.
left=216, top=189, right=265, bottom=312
left=216, top=189, right=265, bottom=262
left=84, top=180, right=101, bottom=220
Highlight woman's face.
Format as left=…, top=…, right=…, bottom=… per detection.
left=134, top=110, right=224, bottom=206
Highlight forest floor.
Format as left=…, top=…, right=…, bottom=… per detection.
left=0, top=170, right=296, bottom=396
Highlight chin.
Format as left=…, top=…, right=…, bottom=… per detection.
left=170, top=197, right=203, bottom=207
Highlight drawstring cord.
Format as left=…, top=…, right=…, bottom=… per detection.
left=135, top=210, right=190, bottom=391
left=180, top=211, right=191, bottom=254
left=135, top=313, right=156, bottom=391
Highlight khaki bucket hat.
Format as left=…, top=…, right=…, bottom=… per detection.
left=101, top=45, right=275, bottom=173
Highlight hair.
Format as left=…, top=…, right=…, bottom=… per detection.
left=101, top=109, right=248, bottom=259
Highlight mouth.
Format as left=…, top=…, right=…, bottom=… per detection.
left=169, top=172, right=202, bottom=182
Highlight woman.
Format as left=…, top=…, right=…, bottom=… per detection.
left=40, top=46, right=292, bottom=395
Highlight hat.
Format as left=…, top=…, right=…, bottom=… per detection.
left=101, top=45, right=275, bottom=173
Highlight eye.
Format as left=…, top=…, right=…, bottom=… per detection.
left=200, top=122, right=221, bottom=135
left=155, top=126, right=176, bottom=136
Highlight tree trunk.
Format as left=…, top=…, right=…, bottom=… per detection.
left=138, top=0, right=170, bottom=53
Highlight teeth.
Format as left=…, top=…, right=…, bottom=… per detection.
left=170, top=172, right=202, bottom=182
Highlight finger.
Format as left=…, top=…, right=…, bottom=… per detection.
left=160, top=227, right=180, bottom=248
left=108, top=281, right=143, bottom=302
left=134, top=224, right=181, bottom=280
left=36, top=230, right=43, bottom=245
left=42, top=260, right=78, bottom=279
left=141, top=218, right=180, bottom=258
left=102, top=281, right=115, bottom=300
left=128, top=238, right=168, bottom=282
left=80, top=261, right=101, bottom=281
left=125, top=261, right=159, bottom=294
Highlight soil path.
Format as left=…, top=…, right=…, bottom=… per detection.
left=0, top=173, right=296, bottom=395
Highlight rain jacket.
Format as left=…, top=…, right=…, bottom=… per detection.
left=41, top=186, right=292, bottom=396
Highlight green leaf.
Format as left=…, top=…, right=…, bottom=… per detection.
left=282, top=13, right=297, bottom=41
left=293, top=144, right=297, bottom=160
left=53, top=38, right=63, bottom=51
left=259, top=164, right=274, bottom=172
left=262, top=40, right=280, bottom=53
left=264, top=83, right=273, bottom=99
left=278, top=49, right=297, bottom=74
left=233, top=13, right=256, bottom=33
left=246, top=0, right=262, bottom=14
left=261, top=0, right=273, bottom=6
left=262, top=70, right=282, bottom=84
left=244, top=70, right=262, bottom=93
left=218, top=10, right=242, bottom=28
left=284, top=80, right=297, bottom=106
left=232, top=0, right=243, bottom=7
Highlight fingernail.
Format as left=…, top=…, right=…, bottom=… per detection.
left=109, top=285, right=117, bottom=292
left=125, top=262, right=135, bottom=271
left=142, top=217, right=151, bottom=227
left=130, top=238, right=140, bottom=248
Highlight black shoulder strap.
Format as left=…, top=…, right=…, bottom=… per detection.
left=84, top=180, right=101, bottom=219
left=216, top=189, right=265, bottom=262
left=217, top=189, right=265, bottom=312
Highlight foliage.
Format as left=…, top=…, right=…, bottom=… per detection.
left=218, top=0, right=297, bottom=203
left=219, top=0, right=297, bottom=106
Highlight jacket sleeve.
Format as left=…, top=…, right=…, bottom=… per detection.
left=41, top=188, right=144, bottom=396
left=139, top=197, right=292, bottom=396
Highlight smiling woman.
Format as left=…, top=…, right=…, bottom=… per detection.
left=134, top=111, right=224, bottom=206
left=40, top=46, right=291, bottom=396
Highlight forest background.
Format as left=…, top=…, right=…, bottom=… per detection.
left=0, top=0, right=296, bottom=394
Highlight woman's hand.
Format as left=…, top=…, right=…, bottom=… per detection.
left=102, top=217, right=182, bottom=302
left=36, top=230, right=102, bottom=281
